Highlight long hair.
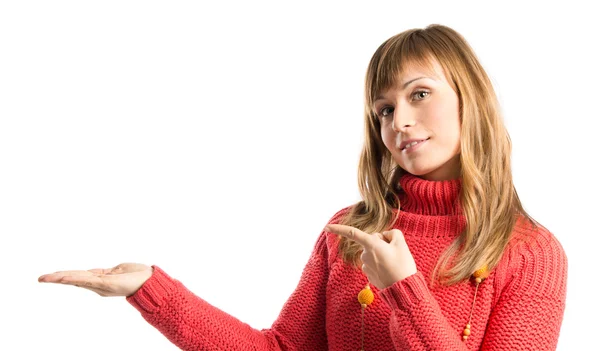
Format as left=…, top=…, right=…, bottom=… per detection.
left=338, top=24, right=539, bottom=286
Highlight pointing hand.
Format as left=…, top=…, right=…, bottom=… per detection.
left=324, top=224, right=417, bottom=290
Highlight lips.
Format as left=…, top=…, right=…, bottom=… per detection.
left=400, top=138, right=430, bottom=151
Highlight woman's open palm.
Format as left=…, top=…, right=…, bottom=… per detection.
left=38, top=263, right=153, bottom=297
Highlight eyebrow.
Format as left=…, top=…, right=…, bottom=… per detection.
left=374, top=76, right=431, bottom=101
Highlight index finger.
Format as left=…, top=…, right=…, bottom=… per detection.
left=324, top=224, right=374, bottom=248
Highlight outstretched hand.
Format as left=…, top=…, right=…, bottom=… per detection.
left=38, top=263, right=153, bottom=297
left=324, top=224, right=417, bottom=290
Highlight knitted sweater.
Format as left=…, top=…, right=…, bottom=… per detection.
left=127, top=173, right=568, bottom=350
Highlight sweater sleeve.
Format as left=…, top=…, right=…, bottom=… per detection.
left=479, top=231, right=568, bottom=350
left=378, top=229, right=568, bottom=351
left=125, top=210, right=347, bottom=350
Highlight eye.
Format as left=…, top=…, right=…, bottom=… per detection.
left=412, top=90, right=430, bottom=101
left=378, top=106, right=394, bottom=118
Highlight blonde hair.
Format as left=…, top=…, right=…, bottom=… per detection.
left=338, top=24, right=539, bottom=286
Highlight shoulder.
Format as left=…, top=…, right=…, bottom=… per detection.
left=509, top=216, right=567, bottom=268
left=495, top=215, right=568, bottom=299
left=511, top=215, right=565, bottom=248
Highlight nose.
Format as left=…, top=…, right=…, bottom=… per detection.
left=392, top=103, right=416, bottom=133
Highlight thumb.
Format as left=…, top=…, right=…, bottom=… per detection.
left=382, top=229, right=403, bottom=244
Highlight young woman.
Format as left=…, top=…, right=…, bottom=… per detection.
left=38, top=24, right=568, bottom=350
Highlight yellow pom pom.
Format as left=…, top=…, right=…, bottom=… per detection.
left=473, top=264, right=489, bottom=280
left=357, top=285, right=374, bottom=306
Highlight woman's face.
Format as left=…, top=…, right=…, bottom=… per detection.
left=373, top=60, right=461, bottom=181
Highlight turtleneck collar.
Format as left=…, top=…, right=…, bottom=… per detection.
left=398, top=173, right=462, bottom=216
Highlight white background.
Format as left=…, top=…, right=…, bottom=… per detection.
left=1, top=1, right=597, bottom=350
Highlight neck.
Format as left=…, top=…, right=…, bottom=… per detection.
left=398, top=173, right=462, bottom=216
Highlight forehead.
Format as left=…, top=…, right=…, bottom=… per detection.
left=395, top=59, right=446, bottom=88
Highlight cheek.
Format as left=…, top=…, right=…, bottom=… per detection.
left=439, top=118, right=461, bottom=155
left=380, top=125, right=396, bottom=150
left=430, top=101, right=461, bottom=139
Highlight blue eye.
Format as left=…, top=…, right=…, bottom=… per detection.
left=413, top=90, right=429, bottom=100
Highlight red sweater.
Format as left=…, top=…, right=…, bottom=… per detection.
left=127, top=173, right=568, bottom=350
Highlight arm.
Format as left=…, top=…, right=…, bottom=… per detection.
left=126, top=210, right=347, bottom=350
left=379, top=271, right=470, bottom=350
left=379, top=232, right=567, bottom=351
left=479, top=234, right=567, bottom=350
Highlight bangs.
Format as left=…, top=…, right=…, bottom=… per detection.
left=366, top=31, right=439, bottom=116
